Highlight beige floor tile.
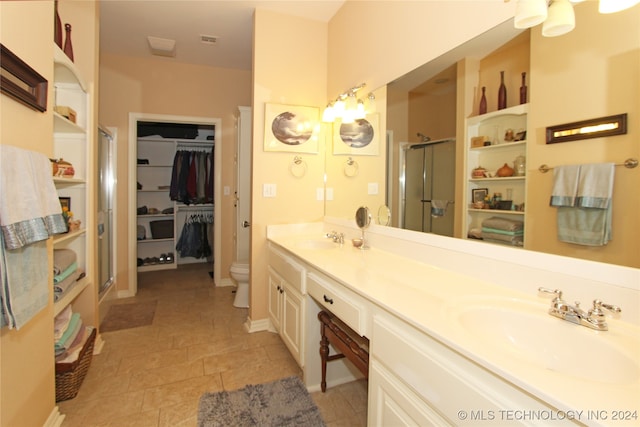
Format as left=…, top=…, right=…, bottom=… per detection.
left=59, top=264, right=368, bottom=425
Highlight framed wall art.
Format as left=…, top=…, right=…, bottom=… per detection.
left=333, top=114, right=379, bottom=156
left=263, top=103, right=320, bottom=153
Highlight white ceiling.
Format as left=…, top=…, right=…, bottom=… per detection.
left=99, top=0, right=346, bottom=70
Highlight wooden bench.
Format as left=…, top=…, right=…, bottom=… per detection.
left=318, top=310, right=369, bottom=392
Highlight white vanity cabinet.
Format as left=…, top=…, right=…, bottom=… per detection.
left=368, top=312, right=577, bottom=427
left=267, top=244, right=306, bottom=367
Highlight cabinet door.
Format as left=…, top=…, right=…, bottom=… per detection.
left=267, top=267, right=282, bottom=330
left=369, top=361, right=451, bottom=427
left=281, top=284, right=305, bottom=367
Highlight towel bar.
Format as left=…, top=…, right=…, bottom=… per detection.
left=538, top=158, right=638, bottom=173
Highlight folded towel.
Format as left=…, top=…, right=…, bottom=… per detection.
left=481, top=227, right=524, bottom=236
left=481, top=216, right=524, bottom=232
left=54, top=305, right=73, bottom=341
left=550, top=164, right=581, bottom=207
left=53, top=262, right=77, bottom=284
left=53, top=269, right=82, bottom=302
left=55, top=326, right=87, bottom=363
left=552, top=163, right=615, bottom=246
left=481, top=231, right=525, bottom=244
left=53, top=249, right=77, bottom=276
left=55, top=312, right=82, bottom=353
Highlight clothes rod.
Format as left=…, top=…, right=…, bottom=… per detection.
left=538, top=158, right=638, bottom=174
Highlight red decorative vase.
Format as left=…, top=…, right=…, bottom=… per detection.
left=479, top=86, right=487, bottom=115
left=63, top=23, right=74, bottom=62
left=520, top=72, right=527, bottom=104
left=498, top=71, right=507, bottom=110
left=54, top=1, right=63, bottom=48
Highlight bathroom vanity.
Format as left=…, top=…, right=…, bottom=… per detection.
left=267, top=218, right=639, bottom=427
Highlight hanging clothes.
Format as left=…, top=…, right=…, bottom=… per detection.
left=170, top=147, right=214, bottom=205
left=175, top=212, right=213, bottom=259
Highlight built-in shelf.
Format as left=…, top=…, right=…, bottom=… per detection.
left=138, top=263, right=177, bottom=273
left=53, top=112, right=85, bottom=133
left=469, top=176, right=525, bottom=183
left=53, top=277, right=90, bottom=317
left=137, top=237, right=174, bottom=244
left=53, top=228, right=87, bottom=244
left=53, top=177, right=86, bottom=185
left=470, top=140, right=526, bottom=151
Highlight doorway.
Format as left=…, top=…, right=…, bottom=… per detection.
left=127, top=113, right=222, bottom=296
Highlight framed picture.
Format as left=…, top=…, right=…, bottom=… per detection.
left=263, top=103, right=320, bottom=153
left=472, top=188, right=488, bottom=204
left=333, top=114, right=380, bottom=156
left=59, top=197, right=71, bottom=211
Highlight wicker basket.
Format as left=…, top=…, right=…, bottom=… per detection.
left=55, top=327, right=96, bottom=402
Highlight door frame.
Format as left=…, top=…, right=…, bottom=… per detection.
left=127, top=113, right=222, bottom=296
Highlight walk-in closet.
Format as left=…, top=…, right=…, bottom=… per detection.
left=129, top=114, right=222, bottom=295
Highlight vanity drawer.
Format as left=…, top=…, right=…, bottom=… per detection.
left=307, top=271, right=368, bottom=336
left=268, top=243, right=306, bottom=294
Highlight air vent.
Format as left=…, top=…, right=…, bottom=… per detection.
left=200, top=35, right=218, bottom=45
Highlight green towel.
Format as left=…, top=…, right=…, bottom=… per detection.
left=53, top=261, right=77, bottom=284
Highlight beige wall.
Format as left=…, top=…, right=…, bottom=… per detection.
left=0, top=1, right=98, bottom=425
left=98, top=54, right=251, bottom=292
left=250, top=9, right=328, bottom=320
left=526, top=2, right=640, bottom=267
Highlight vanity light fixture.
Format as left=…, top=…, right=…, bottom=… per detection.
left=322, top=83, right=376, bottom=123
left=512, top=0, right=638, bottom=37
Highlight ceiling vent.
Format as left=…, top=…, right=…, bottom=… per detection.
left=200, top=35, right=218, bottom=45
left=147, top=36, right=176, bottom=57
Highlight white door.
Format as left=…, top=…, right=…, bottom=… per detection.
left=235, top=106, right=252, bottom=261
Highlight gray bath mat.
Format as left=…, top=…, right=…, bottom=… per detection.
left=197, top=376, right=325, bottom=427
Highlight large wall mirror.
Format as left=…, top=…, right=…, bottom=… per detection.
left=324, top=2, right=639, bottom=268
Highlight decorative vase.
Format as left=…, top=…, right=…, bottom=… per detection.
left=514, top=155, right=526, bottom=176
left=479, top=86, right=487, bottom=115
left=519, top=72, right=527, bottom=104
left=54, top=1, right=63, bottom=48
left=498, top=71, right=507, bottom=110
left=63, top=23, right=74, bottom=62
left=496, top=163, right=515, bottom=177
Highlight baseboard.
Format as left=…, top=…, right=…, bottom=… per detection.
left=244, top=317, right=274, bottom=333
left=93, top=333, right=105, bottom=355
left=216, top=277, right=234, bottom=287
left=116, top=289, right=135, bottom=298
left=42, top=406, right=65, bottom=427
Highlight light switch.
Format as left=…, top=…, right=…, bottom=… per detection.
left=368, top=182, right=379, bottom=195
left=263, top=183, right=277, bottom=198
left=316, top=188, right=324, bottom=201
left=326, top=188, right=334, bottom=201
left=223, top=186, right=230, bottom=196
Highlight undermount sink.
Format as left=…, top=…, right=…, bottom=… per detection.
left=295, top=239, right=338, bottom=250
left=453, top=298, right=640, bottom=384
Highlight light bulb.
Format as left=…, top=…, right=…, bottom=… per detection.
left=322, top=103, right=335, bottom=123
left=514, top=0, right=548, bottom=28
left=599, top=0, right=639, bottom=13
left=355, top=99, right=366, bottom=119
left=542, top=0, right=575, bottom=37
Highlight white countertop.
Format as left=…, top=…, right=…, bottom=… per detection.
left=268, top=228, right=640, bottom=426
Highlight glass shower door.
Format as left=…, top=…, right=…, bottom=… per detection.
left=98, top=127, right=114, bottom=296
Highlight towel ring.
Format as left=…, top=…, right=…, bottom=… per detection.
left=344, top=157, right=359, bottom=177
left=289, top=156, right=307, bottom=178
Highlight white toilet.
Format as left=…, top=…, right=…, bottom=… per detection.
left=230, top=261, right=249, bottom=308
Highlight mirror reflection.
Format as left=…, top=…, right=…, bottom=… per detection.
left=325, top=3, right=639, bottom=268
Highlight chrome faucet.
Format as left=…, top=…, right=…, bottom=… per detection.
left=538, top=287, right=621, bottom=331
left=325, top=231, right=344, bottom=244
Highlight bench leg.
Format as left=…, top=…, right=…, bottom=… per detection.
left=319, top=323, right=329, bottom=392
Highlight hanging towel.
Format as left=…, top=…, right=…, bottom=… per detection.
left=0, top=145, right=67, bottom=249
left=550, top=164, right=581, bottom=207
left=551, top=163, right=615, bottom=246
left=430, top=200, right=449, bottom=218
left=0, top=145, right=67, bottom=329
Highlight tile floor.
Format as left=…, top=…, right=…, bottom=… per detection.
left=59, top=263, right=368, bottom=426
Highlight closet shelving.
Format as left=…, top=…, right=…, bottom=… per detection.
left=52, top=44, right=96, bottom=323
left=136, top=136, right=214, bottom=272
left=464, top=103, right=528, bottom=246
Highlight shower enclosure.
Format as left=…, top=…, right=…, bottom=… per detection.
left=98, top=127, right=115, bottom=297
left=400, top=138, right=455, bottom=236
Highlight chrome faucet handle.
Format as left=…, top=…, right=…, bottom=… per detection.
left=538, top=287, right=563, bottom=302
left=588, top=299, right=621, bottom=318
